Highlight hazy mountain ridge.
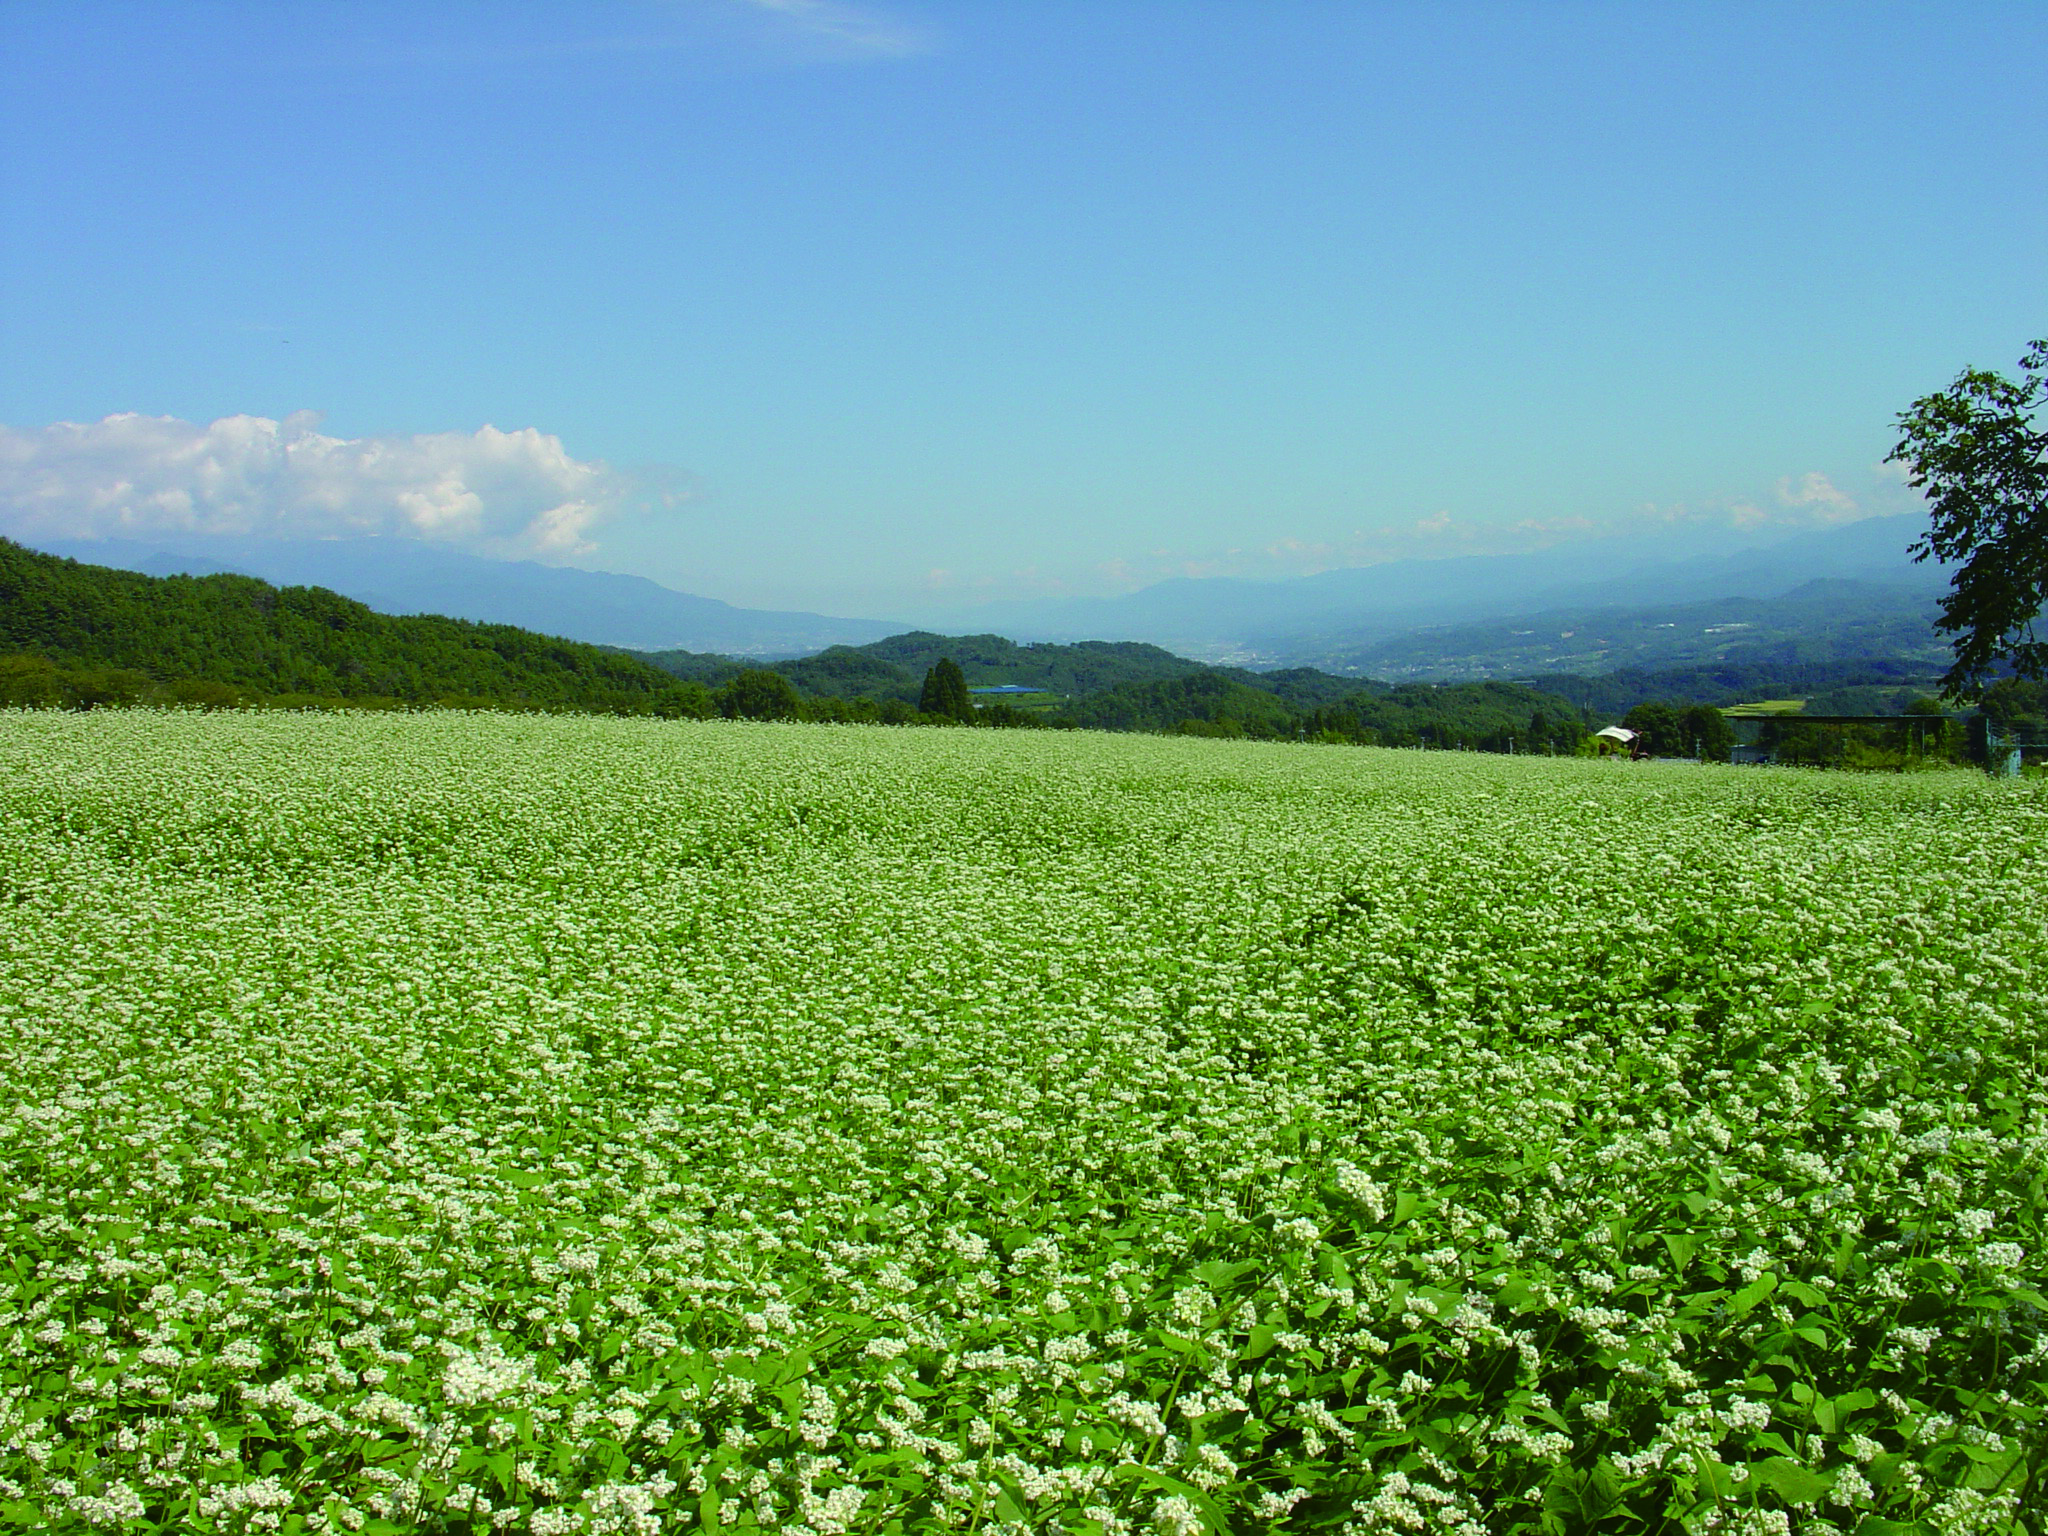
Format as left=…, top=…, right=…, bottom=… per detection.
left=26, top=537, right=907, bottom=656
left=21, top=517, right=1952, bottom=693
left=929, top=516, right=1943, bottom=658
left=1296, top=577, right=1948, bottom=680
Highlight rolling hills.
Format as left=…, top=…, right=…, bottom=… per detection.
left=1, top=538, right=1960, bottom=745
left=2, top=540, right=1609, bottom=747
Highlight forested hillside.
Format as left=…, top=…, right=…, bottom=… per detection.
left=1523, top=657, right=1944, bottom=715
left=632, top=631, right=1215, bottom=701
left=635, top=632, right=1598, bottom=747
left=0, top=539, right=713, bottom=714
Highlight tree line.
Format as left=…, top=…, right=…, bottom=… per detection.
left=12, top=534, right=2033, bottom=769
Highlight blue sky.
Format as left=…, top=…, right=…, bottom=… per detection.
left=2, top=1, right=2043, bottom=617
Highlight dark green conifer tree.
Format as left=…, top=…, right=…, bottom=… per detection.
left=919, top=657, right=973, bottom=721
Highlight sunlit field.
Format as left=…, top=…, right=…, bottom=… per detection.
left=2, top=711, right=2042, bottom=1535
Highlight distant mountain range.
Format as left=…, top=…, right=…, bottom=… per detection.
left=24, top=536, right=906, bottom=656
left=1296, top=577, right=1948, bottom=680
left=926, top=515, right=1946, bottom=662
left=22, top=513, right=1948, bottom=679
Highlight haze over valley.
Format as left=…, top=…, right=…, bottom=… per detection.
left=22, top=507, right=1947, bottom=687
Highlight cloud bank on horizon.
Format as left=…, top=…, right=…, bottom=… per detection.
left=0, top=409, right=1909, bottom=607
left=0, top=412, right=630, bottom=560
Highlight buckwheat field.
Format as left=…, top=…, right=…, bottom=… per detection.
left=2, top=710, right=2043, bottom=1536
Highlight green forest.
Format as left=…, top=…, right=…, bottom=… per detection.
left=631, top=631, right=1600, bottom=747
left=4, top=537, right=2026, bottom=766
left=0, top=538, right=714, bottom=715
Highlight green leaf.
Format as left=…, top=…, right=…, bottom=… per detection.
left=1688, top=1456, right=1740, bottom=1501
left=1542, top=1463, right=1624, bottom=1522
left=1749, top=1456, right=1832, bottom=1506
left=1962, top=1444, right=2025, bottom=1490
left=1780, top=1279, right=1827, bottom=1308
left=1541, top=1472, right=1580, bottom=1518
left=487, top=1451, right=517, bottom=1496
left=1728, top=1271, right=1778, bottom=1319
left=1664, top=1233, right=1698, bottom=1271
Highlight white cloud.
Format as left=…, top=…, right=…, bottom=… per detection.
left=0, top=412, right=632, bottom=558
left=737, top=0, right=931, bottom=58
left=1775, top=470, right=1860, bottom=522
